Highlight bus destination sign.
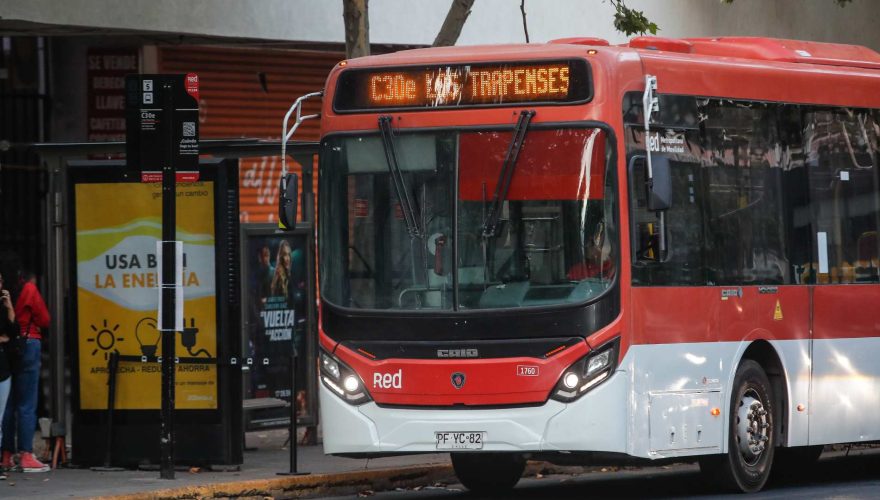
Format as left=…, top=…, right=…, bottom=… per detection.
left=334, top=60, right=591, bottom=111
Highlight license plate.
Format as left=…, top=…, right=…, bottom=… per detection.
left=435, top=431, right=485, bottom=450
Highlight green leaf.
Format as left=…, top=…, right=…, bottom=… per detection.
left=610, top=1, right=660, bottom=36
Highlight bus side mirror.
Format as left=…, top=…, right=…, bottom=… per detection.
left=628, top=154, right=670, bottom=263
left=279, top=172, right=299, bottom=230
left=646, top=155, right=672, bottom=211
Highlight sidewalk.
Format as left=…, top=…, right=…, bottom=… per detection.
left=1, top=430, right=453, bottom=499
left=9, top=433, right=876, bottom=499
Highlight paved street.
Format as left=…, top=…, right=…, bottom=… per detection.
left=5, top=433, right=879, bottom=499
left=326, top=448, right=880, bottom=500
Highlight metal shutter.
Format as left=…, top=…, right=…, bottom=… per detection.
left=159, top=45, right=340, bottom=222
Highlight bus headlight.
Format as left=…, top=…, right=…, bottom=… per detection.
left=343, top=374, right=361, bottom=392
left=587, top=350, right=611, bottom=376
left=563, top=372, right=580, bottom=389
left=320, top=350, right=372, bottom=405
left=322, top=352, right=341, bottom=379
left=550, top=338, right=619, bottom=403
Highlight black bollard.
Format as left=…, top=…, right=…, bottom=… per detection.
left=277, top=348, right=308, bottom=476
left=91, top=351, right=124, bottom=471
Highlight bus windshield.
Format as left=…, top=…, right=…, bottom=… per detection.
left=319, top=127, right=615, bottom=311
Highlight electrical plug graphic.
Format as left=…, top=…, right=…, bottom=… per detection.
left=182, top=317, right=211, bottom=357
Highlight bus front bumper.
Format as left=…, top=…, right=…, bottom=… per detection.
left=320, top=370, right=627, bottom=455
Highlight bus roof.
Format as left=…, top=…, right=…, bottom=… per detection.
left=641, top=36, right=880, bottom=71
left=347, top=36, right=880, bottom=72
left=341, top=42, right=603, bottom=68
left=321, top=36, right=880, bottom=132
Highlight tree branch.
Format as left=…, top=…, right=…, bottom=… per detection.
left=520, top=0, right=530, bottom=43
left=433, top=0, right=476, bottom=47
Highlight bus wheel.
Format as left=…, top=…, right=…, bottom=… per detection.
left=451, top=452, right=525, bottom=494
left=700, top=359, right=775, bottom=493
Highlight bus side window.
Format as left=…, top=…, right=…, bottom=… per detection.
left=777, top=105, right=812, bottom=284
left=700, top=101, right=789, bottom=285
left=805, top=109, right=880, bottom=284
left=627, top=127, right=707, bottom=286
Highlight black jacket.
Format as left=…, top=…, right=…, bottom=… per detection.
left=0, top=304, right=14, bottom=382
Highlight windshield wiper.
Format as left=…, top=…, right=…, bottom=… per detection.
left=481, top=110, right=535, bottom=237
left=378, top=115, right=423, bottom=239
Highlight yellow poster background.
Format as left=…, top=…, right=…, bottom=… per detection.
left=75, top=181, right=218, bottom=410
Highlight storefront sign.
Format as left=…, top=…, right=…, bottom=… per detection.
left=87, top=48, right=139, bottom=143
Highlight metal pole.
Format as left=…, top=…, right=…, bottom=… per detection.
left=47, top=154, right=67, bottom=443
left=159, top=81, right=177, bottom=480
left=290, top=354, right=297, bottom=472
left=91, top=352, right=123, bottom=471
left=104, top=352, right=119, bottom=466
left=278, top=346, right=307, bottom=476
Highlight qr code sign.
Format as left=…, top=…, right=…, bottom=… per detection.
left=182, top=121, right=196, bottom=137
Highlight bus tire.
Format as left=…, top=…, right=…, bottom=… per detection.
left=451, top=452, right=525, bottom=494
left=699, top=359, right=775, bottom=493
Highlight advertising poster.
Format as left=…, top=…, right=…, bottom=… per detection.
left=243, top=230, right=310, bottom=420
left=75, top=181, right=218, bottom=410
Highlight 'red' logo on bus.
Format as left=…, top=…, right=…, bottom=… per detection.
left=373, top=369, right=402, bottom=389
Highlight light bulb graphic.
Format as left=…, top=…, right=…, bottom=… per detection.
left=135, top=317, right=161, bottom=357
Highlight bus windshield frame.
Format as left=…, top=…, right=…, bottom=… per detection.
left=319, top=122, right=619, bottom=314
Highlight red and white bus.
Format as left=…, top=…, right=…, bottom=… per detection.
left=283, top=36, right=880, bottom=493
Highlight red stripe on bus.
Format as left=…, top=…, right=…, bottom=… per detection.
left=629, top=285, right=865, bottom=345
left=333, top=341, right=588, bottom=407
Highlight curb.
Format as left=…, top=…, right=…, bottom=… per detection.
left=89, top=463, right=456, bottom=500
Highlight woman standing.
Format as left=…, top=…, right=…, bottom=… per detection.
left=1, top=271, right=50, bottom=473
left=0, top=273, right=15, bottom=480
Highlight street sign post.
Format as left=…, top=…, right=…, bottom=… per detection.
left=125, top=74, right=200, bottom=182
left=125, top=73, right=199, bottom=479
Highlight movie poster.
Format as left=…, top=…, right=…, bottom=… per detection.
left=75, top=181, right=218, bottom=410
left=244, top=232, right=309, bottom=418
